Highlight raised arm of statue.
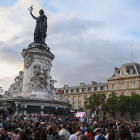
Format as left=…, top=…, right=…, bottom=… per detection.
left=30, top=12, right=37, bottom=20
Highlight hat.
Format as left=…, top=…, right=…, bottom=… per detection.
left=53, top=135, right=63, bottom=140
left=41, top=122, right=44, bottom=124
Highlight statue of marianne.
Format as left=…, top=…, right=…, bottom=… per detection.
left=30, top=9, right=47, bottom=44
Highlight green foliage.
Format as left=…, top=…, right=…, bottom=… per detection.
left=78, top=107, right=84, bottom=112
left=127, top=93, right=140, bottom=115
left=104, top=92, right=119, bottom=119
left=85, top=93, right=106, bottom=112
left=85, top=92, right=140, bottom=120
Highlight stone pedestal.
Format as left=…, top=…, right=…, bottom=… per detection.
left=21, top=46, right=54, bottom=98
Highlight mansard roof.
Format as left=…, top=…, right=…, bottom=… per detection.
left=112, top=62, right=140, bottom=77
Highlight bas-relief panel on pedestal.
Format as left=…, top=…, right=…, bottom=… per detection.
left=22, top=49, right=34, bottom=69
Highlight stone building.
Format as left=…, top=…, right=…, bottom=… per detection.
left=56, top=62, right=140, bottom=121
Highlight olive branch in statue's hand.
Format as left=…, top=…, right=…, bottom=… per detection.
left=28, top=5, right=34, bottom=13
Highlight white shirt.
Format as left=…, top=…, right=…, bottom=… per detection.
left=79, top=117, right=84, bottom=122
left=105, top=133, right=109, bottom=139
left=69, top=134, right=77, bottom=140
left=24, top=117, right=28, bottom=121
left=58, top=128, right=71, bottom=140
left=95, top=135, right=99, bottom=140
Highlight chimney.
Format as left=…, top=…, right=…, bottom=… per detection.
left=80, top=83, right=85, bottom=86
left=91, top=81, right=97, bottom=85
left=64, top=85, right=69, bottom=88
left=114, top=67, right=118, bottom=72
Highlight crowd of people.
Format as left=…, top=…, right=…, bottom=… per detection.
left=0, top=113, right=140, bottom=140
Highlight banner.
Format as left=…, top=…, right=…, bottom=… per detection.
left=75, top=112, right=86, bottom=118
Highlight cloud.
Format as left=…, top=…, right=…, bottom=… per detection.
left=0, top=0, right=140, bottom=91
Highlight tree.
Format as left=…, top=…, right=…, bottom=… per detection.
left=118, top=95, right=129, bottom=116
left=104, top=92, right=119, bottom=120
left=127, top=93, right=140, bottom=119
left=78, top=107, right=84, bottom=112
left=85, top=93, right=106, bottom=112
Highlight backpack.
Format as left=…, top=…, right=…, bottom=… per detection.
left=97, top=135, right=106, bottom=140
left=87, top=132, right=92, bottom=139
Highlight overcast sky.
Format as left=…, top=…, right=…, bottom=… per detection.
left=0, top=0, right=140, bottom=92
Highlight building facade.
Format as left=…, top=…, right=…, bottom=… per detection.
left=56, top=62, right=140, bottom=120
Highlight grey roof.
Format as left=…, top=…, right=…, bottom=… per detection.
left=56, top=82, right=108, bottom=90
left=112, top=62, right=140, bottom=77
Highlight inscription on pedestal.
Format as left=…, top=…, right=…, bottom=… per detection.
left=44, top=106, right=55, bottom=114
left=27, top=105, right=41, bottom=114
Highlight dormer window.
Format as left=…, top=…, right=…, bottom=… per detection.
left=121, top=70, right=124, bottom=75
left=130, top=69, right=133, bottom=74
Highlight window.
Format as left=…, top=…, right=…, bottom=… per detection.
left=104, top=86, right=107, bottom=90
left=84, top=96, right=87, bottom=100
left=78, top=103, right=81, bottom=108
left=121, top=83, right=124, bottom=89
left=82, top=88, right=84, bottom=92
left=73, top=96, right=75, bottom=101
left=130, top=69, right=133, bottom=74
left=66, top=90, right=68, bottom=94
left=121, top=112, right=125, bottom=117
left=121, top=93, right=124, bottom=95
left=88, top=87, right=91, bottom=92
left=73, top=103, right=75, bottom=108
left=76, top=89, right=79, bottom=93
left=71, top=89, right=73, bottom=93
left=68, top=97, right=70, bottom=101
left=121, top=70, right=124, bottom=75
left=112, top=84, right=115, bottom=89
left=100, top=86, right=104, bottom=90
left=78, top=96, right=81, bottom=101
left=131, top=92, right=135, bottom=95
left=131, top=83, right=134, bottom=88
left=94, top=87, right=97, bottom=91
left=98, top=87, right=100, bottom=91
left=103, top=116, right=107, bottom=120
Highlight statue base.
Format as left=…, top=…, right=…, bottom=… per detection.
left=28, top=42, right=50, bottom=51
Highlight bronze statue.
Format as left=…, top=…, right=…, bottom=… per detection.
left=29, top=6, right=47, bottom=44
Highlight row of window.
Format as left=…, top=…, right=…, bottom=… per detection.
left=115, top=69, right=134, bottom=76
left=65, top=86, right=107, bottom=94
left=72, top=102, right=86, bottom=108
left=64, top=82, right=134, bottom=94
left=112, top=83, right=134, bottom=89
left=72, top=95, right=87, bottom=101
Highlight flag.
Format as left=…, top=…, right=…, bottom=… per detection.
left=58, top=87, right=65, bottom=94
left=116, top=119, right=119, bottom=125
left=98, top=104, right=102, bottom=110
left=92, top=113, right=94, bottom=118
left=100, top=104, right=102, bottom=109
left=94, top=111, right=96, bottom=115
